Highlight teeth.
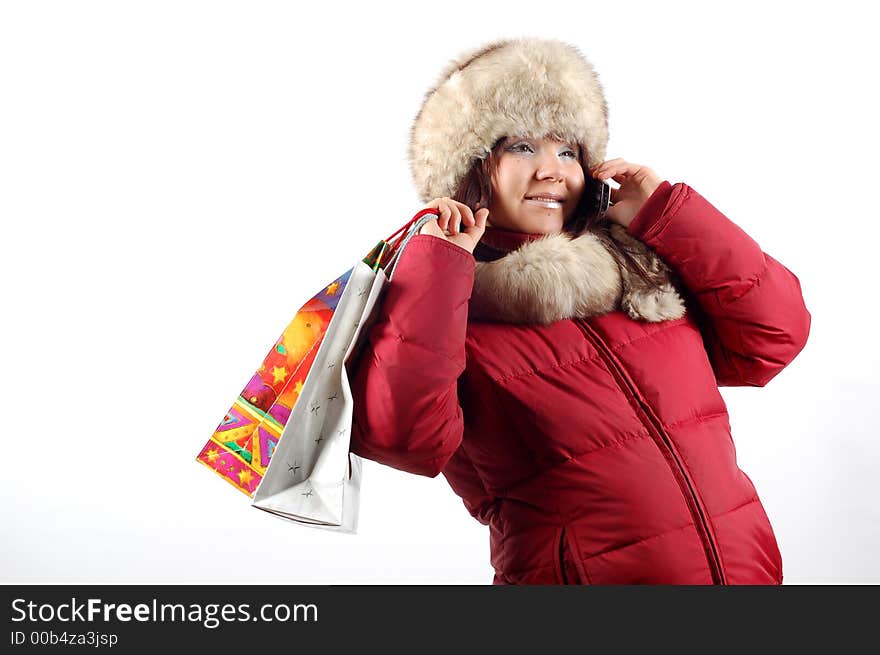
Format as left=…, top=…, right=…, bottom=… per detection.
left=528, top=197, right=561, bottom=202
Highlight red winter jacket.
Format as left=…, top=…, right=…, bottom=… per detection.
left=348, top=181, right=811, bottom=584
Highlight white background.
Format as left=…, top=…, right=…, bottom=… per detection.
left=2, top=0, right=877, bottom=584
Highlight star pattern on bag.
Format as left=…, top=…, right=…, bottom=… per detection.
left=328, top=391, right=339, bottom=402
left=287, top=460, right=301, bottom=477
left=310, top=400, right=320, bottom=415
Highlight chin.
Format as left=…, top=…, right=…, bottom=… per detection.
left=493, top=210, right=565, bottom=234
left=529, top=218, right=565, bottom=234
left=520, top=209, right=565, bottom=234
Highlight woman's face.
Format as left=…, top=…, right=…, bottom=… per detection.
left=487, top=135, right=586, bottom=234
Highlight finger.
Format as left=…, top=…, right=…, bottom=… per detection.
left=468, top=207, right=487, bottom=231
left=474, top=207, right=489, bottom=229
left=419, top=217, right=441, bottom=236
left=460, top=203, right=475, bottom=228
left=444, top=203, right=458, bottom=233
left=592, top=165, right=618, bottom=180
left=592, top=160, right=637, bottom=179
left=594, top=163, right=628, bottom=176
left=440, top=204, right=451, bottom=231
left=600, top=169, right=638, bottom=186
left=444, top=200, right=461, bottom=232
left=590, top=157, right=625, bottom=172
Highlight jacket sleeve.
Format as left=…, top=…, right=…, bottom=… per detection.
left=626, top=181, right=811, bottom=387
left=348, top=232, right=474, bottom=477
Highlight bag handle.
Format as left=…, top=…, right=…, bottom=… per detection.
left=382, top=207, right=436, bottom=244
left=383, top=210, right=439, bottom=282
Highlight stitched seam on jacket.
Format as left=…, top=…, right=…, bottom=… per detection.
left=496, top=494, right=760, bottom=579
left=715, top=255, right=770, bottom=310
left=494, top=429, right=652, bottom=497
left=504, top=500, right=760, bottom=574
left=408, top=234, right=477, bottom=262
left=710, top=496, right=759, bottom=520
left=580, top=519, right=698, bottom=563
left=607, top=318, right=690, bottom=354
left=566, top=429, right=652, bottom=465
left=703, top=256, right=770, bottom=385
left=663, top=410, right=728, bottom=431
left=574, top=499, right=760, bottom=565
left=640, top=184, right=689, bottom=243
left=726, top=257, right=770, bottom=384
left=490, top=318, right=689, bottom=384
left=511, top=497, right=760, bottom=576
left=492, top=349, right=605, bottom=384
left=391, top=330, right=463, bottom=365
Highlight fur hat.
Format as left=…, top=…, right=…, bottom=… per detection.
left=408, top=37, right=609, bottom=203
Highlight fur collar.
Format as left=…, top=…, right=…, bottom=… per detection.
left=469, top=224, right=686, bottom=325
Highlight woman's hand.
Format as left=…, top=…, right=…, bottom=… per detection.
left=589, top=159, right=662, bottom=229
left=418, top=197, right=489, bottom=254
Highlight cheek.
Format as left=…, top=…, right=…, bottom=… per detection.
left=491, top=169, right=518, bottom=204
left=496, top=163, right=530, bottom=197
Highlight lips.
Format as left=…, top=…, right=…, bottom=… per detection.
left=525, top=193, right=565, bottom=202
left=525, top=193, right=565, bottom=209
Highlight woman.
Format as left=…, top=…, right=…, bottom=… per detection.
left=348, top=37, right=811, bottom=584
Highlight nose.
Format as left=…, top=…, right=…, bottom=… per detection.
left=535, top=150, right=566, bottom=182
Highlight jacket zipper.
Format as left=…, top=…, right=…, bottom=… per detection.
left=575, top=319, right=727, bottom=585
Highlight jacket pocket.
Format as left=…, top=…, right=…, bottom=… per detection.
left=556, top=526, right=585, bottom=585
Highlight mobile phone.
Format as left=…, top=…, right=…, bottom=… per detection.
left=597, top=178, right=612, bottom=217
left=567, top=177, right=613, bottom=233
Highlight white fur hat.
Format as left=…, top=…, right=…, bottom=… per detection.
left=408, top=37, right=609, bottom=204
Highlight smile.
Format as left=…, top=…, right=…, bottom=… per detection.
left=525, top=198, right=563, bottom=208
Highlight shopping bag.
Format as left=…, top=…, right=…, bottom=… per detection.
left=196, top=210, right=439, bottom=532
left=250, top=257, right=382, bottom=531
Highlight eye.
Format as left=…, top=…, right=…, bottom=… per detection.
left=509, top=142, right=534, bottom=153
left=561, top=149, right=577, bottom=159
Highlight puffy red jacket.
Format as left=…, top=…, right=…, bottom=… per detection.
left=348, top=181, right=811, bottom=585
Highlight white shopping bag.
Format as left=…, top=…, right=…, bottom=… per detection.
left=251, top=260, right=387, bottom=533
left=250, top=212, right=436, bottom=533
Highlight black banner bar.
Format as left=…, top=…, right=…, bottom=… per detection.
left=2, top=585, right=876, bottom=651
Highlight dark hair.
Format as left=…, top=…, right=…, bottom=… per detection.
left=452, top=135, right=660, bottom=289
